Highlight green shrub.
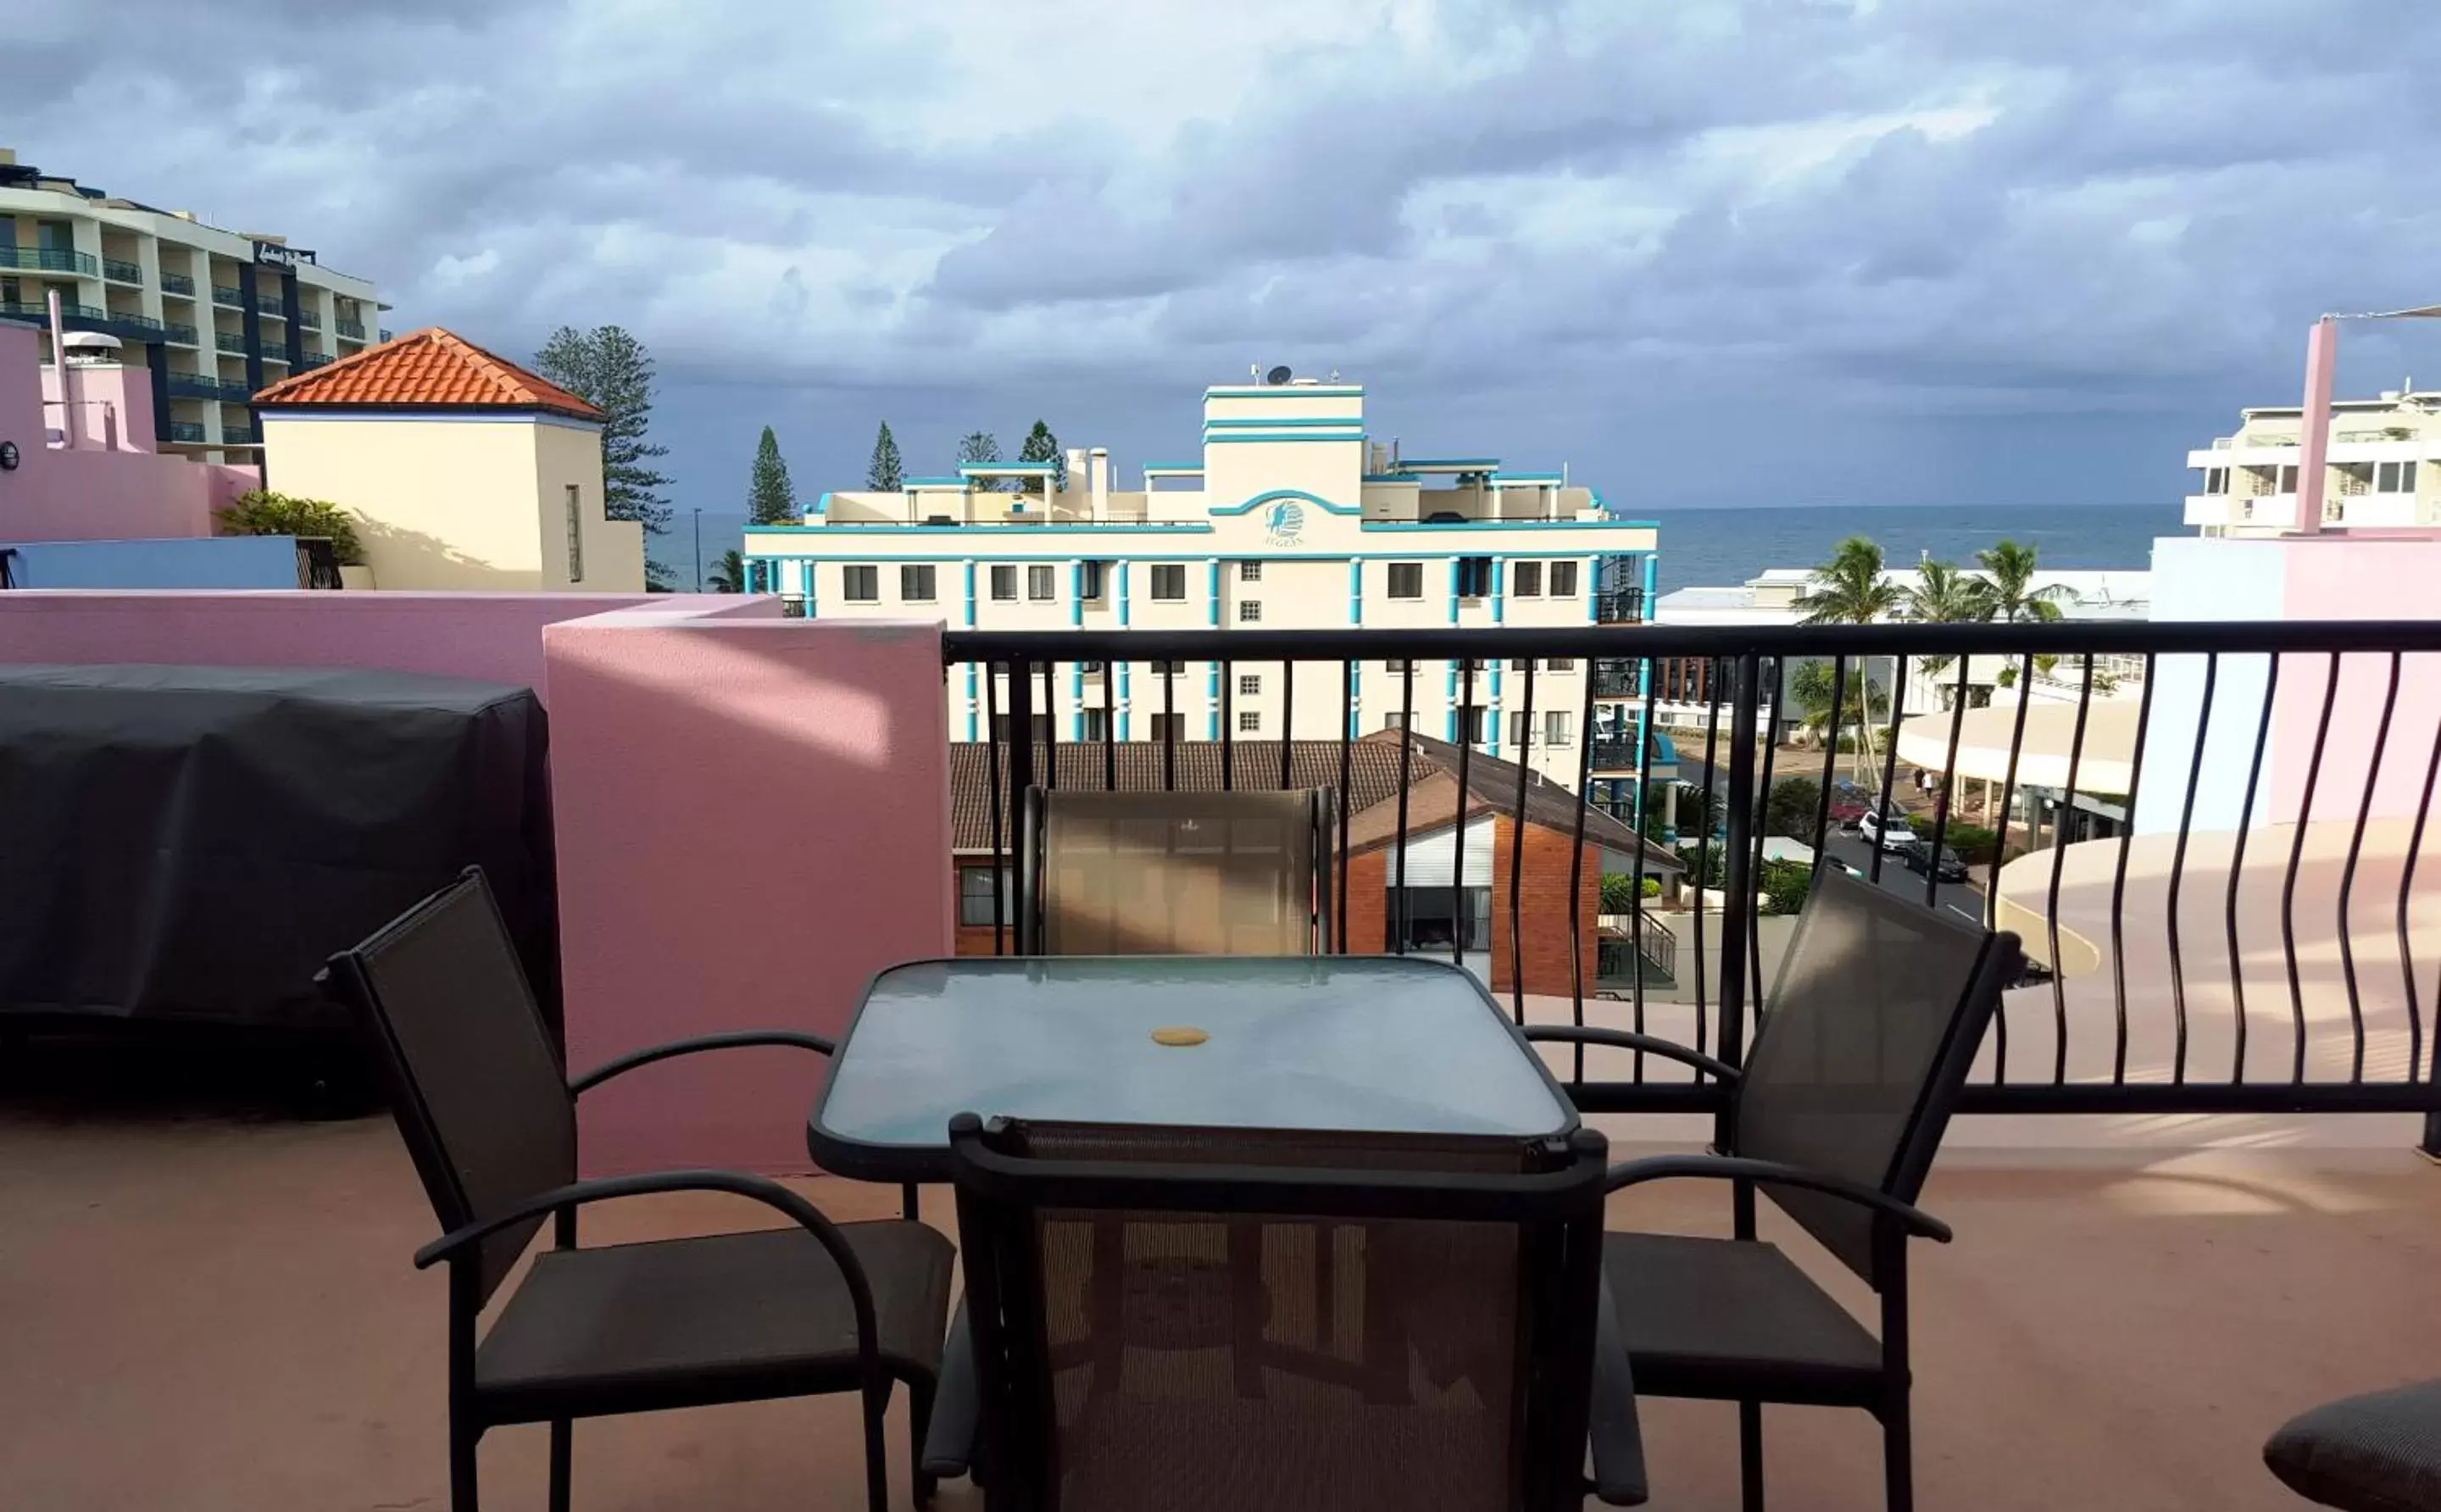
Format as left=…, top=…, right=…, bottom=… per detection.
left=216, top=489, right=365, bottom=565
left=1942, top=821, right=1999, bottom=864
left=1600, top=874, right=1666, bottom=912
left=1760, top=858, right=1813, bottom=915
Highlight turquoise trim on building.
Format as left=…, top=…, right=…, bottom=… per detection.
left=1492, top=557, right=1506, bottom=625
left=1393, top=457, right=1500, bottom=469
left=1141, top=462, right=1204, bottom=473
left=1447, top=563, right=1460, bottom=625
left=1488, top=471, right=1564, bottom=483
left=1119, top=662, right=1132, bottom=742
left=1362, top=473, right=1420, bottom=483
left=1207, top=662, right=1220, bottom=739
left=1445, top=662, right=1459, bottom=740
left=1208, top=487, right=1360, bottom=518
left=1070, top=559, right=1083, bottom=627
left=1347, top=559, right=1362, bottom=624
left=1117, top=560, right=1131, bottom=628
left=965, top=662, right=977, bottom=741
left=1200, top=416, right=1364, bottom=429
left=810, top=492, right=832, bottom=515
left=1204, top=385, right=1365, bottom=397
left=959, top=460, right=1054, bottom=474
left=1488, top=660, right=1504, bottom=755
left=963, top=561, right=976, bottom=628
left=1359, top=519, right=1657, bottom=532
left=1206, top=559, right=1220, bottom=626
left=1643, top=553, right=1659, bottom=601
left=903, top=476, right=965, bottom=486
left=1070, top=661, right=1084, bottom=741
left=1348, top=660, right=1361, bottom=739
left=1201, top=435, right=1366, bottom=446
left=743, top=523, right=1214, bottom=536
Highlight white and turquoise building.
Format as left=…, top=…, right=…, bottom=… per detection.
left=741, top=378, right=1662, bottom=791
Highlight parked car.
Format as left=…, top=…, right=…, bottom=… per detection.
left=1897, top=837, right=1970, bottom=881
left=1858, top=808, right=1915, bottom=852
left=1828, top=791, right=1874, bottom=828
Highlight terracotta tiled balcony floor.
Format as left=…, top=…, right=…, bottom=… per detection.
left=5, top=1045, right=2439, bottom=1511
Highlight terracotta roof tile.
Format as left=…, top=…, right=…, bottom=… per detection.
left=253, top=328, right=603, bottom=420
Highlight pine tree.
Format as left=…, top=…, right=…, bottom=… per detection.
left=1018, top=419, right=1062, bottom=497
left=747, top=425, right=797, bottom=525
left=959, top=431, right=1020, bottom=492
left=865, top=422, right=903, bottom=491
left=534, top=325, right=676, bottom=585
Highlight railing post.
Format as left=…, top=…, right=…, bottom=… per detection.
left=1005, top=655, right=1037, bottom=802
left=1716, top=650, right=1762, bottom=1119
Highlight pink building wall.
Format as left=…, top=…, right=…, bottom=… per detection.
left=2271, top=536, right=2441, bottom=825
left=41, top=359, right=157, bottom=451
left=0, top=321, right=259, bottom=542
left=543, top=609, right=953, bottom=1176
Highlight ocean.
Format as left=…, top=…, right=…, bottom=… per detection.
left=662, top=503, right=2181, bottom=597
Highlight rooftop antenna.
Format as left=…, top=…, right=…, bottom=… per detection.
left=1249, top=363, right=1262, bottom=381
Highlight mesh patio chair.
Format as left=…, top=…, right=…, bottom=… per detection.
left=1526, top=866, right=2021, bottom=1512
left=1016, top=787, right=1334, bottom=955
left=321, top=867, right=956, bottom=1512
left=924, top=1115, right=1645, bottom=1512
left=2266, top=1378, right=2441, bottom=1510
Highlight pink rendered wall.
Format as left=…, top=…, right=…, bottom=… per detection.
left=0, top=590, right=671, bottom=698
left=2271, top=536, right=2441, bottom=824
left=41, top=361, right=157, bottom=452
left=0, top=324, right=259, bottom=542
left=543, top=610, right=953, bottom=1176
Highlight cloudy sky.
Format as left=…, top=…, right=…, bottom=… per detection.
left=13, top=0, right=2441, bottom=524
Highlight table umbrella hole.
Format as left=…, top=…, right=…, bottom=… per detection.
left=1151, top=1026, right=1210, bottom=1048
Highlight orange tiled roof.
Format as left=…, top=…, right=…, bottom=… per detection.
left=252, top=328, right=603, bottom=420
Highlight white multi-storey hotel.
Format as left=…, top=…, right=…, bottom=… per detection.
left=741, top=377, right=1661, bottom=788
left=2186, top=385, right=2438, bottom=536
left=1, top=147, right=387, bottom=464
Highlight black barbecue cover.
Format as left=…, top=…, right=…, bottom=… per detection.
left=0, top=664, right=557, bottom=1036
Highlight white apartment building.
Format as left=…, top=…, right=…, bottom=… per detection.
left=2186, top=386, right=2438, bottom=536
left=741, top=376, right=1660, bottom=788
left=0, top=148, right=387, bottom=464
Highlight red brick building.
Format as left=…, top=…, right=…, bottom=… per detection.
left=947, top=731, right=1679, bottom=994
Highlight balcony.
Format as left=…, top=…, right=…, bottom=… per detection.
left=254, top=293, right=284, bottom=319
left=220, top=424, right=259, bottom=445
left=0, top=301, right=167, bottom=343
left=212, top=286, right=243, bottom=309
left=0, top=246, right=96, bottom=275
left=1595, top=587, right=1647, bottom=625
left=296, top=309, right=320, bottom=331
left=163, top=322, right=198, bottom=347
left=101, top=257, right=142, bottom=286
left=215, top=332, right=246, bottom=354
left=166, top=371, right=252, bottom=403
left=294, top=351, right=331, bottom=370
left=165, top=420, right=206, bottom=443
left=378, top=327, right=393, bottom=342
left=2, top=596, right=2438, bottom=1512
left=336, top=319, right=366, bottom=340
left=160, top=270, right=197, bottom=298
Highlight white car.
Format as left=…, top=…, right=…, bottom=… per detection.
left=1857, top=809, right=1915, bottom=853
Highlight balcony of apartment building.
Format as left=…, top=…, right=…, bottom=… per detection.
left=5, top=593, right=2441, bottom=1512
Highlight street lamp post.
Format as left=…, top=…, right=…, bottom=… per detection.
left=692, top=508, right=703, bottom=591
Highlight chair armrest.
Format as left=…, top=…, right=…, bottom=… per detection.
left=1604, top=1153, right=1952, bottom=1242
left=569, top=1030, right=835, bottom=1096
left=920, top=1298, right=981, bottom=1479
left=1521, top=1026, right=1741, bottom=1085
left=1587, top=1276, right=1649, bottom=1505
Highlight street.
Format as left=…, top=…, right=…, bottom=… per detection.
left=1815, top=828, right=1990, bottom=926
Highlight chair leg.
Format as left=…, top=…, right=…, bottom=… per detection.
left=904, top=1376, right=930, bottom=1504
left=1739, top=1400, right=1765, bottom=1512
left=548, top=1419, right=571, bottom=1512
left=1882, top=1398, right=1914, bottom=1512
left=859, top=1382, right=892, bottom=1512
left=449, top=1417, right=481, bottom=1512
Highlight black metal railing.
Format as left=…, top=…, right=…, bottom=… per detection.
left=294, top=537, right=343, bottom=589
left=1595, top=588, right=1647, bottom=625
left=0, top=548, right=16, bottom=590
left=942, top=620, right=2441, bottom=1150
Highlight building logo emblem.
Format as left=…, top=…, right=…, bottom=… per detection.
left=1262, top=499, right=1306, bottom=547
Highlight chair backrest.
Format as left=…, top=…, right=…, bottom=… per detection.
left=1732, top=866, right=2020, bottom=1288
left=951, top=1116, right=1608, bottom=1512
left=322, top=868, right=576, bottom=1304
left=1019, top=787, right=1332, bottom=956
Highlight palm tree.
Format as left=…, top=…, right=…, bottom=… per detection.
left=705, top=548, right=746, bottom=593
left=1904, top=558, right=1988, bottom=701
left=1795, top=536, right=1904, bottom=784
left=1971, top=538, right=2073, bottom=623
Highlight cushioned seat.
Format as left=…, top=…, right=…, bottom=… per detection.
left=2266, top=1379, right=2441, bottom=1511
left=1606, top=1231, right=1885, bottom=1404
left=479, top=1220, right=956, bottom=1422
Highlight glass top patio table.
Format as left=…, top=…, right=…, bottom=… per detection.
left=805, top=954, right=1578, bottom=1182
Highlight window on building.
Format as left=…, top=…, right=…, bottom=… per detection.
left=1455, top=557, right=1493, bottom=597
left=1384, top=659, right=1413, bottom=674
left=1545, top=710, right=1574, bottom=747
left=899, top=564, right=936, bottom=603
left=990, top=714, right=1053, bottom=740
left=1237, top=600, right=1263, bottom=623
left=1081, top=708, right=1109, bottom=742
left=1546, top=659, right=1576, bottom=674
left=1508, top=710, right=1535, bottom=748
left=1383, top=711, right=1407, bottom=731
left=1148, top=713, right=1185, bottom=742
left=1028, top=564, right=1055, bottom=601
left=1387, top=562, right=1424, bottom=598
left=1509, top=659, right=1533, bottom=672
left=2277, top=464, right=2300, bottom=494
left=1238, top=710, right=1260, bottom=733
left=2378, top=460, right=2420, bottom=493
left=958, top=863, right=1010, bottom=927
left=991, top=564, right=1018, bottom=601
left=1459, top=706, right=1487, bottom=743
left=1081, top=560, right=1108, bottom=599
left=1151, top=659, right=1183, bottom=675
left=1238, top=674, right=1261, bottom=696
left=1150, top=564, right=1187, bottom=600
left=2204, top=467, right=2230, bottom=496
left=842, top=564, right=879, bottom=603
left=1512, top=560, right=1543, bottom=597
left=1548, top=561, right=1580, bottom=597
left=1239, top=560, right=1263, bottom=582
left=563, top=484, right=583, bottom=583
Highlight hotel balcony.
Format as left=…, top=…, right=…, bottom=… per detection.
left=101, top=256, right=142, bottom=286
left=2, top=594, right=2438, bottom=1512
left=0, top=246, right=97, bottom=275
left=160, top=270, right=197, bottom=298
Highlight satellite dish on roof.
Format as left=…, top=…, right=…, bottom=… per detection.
left=1265, top=364, right=1293, bottom=386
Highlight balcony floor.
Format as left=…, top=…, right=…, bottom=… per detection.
left=6, top=1043, right=2438, bottom=1511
